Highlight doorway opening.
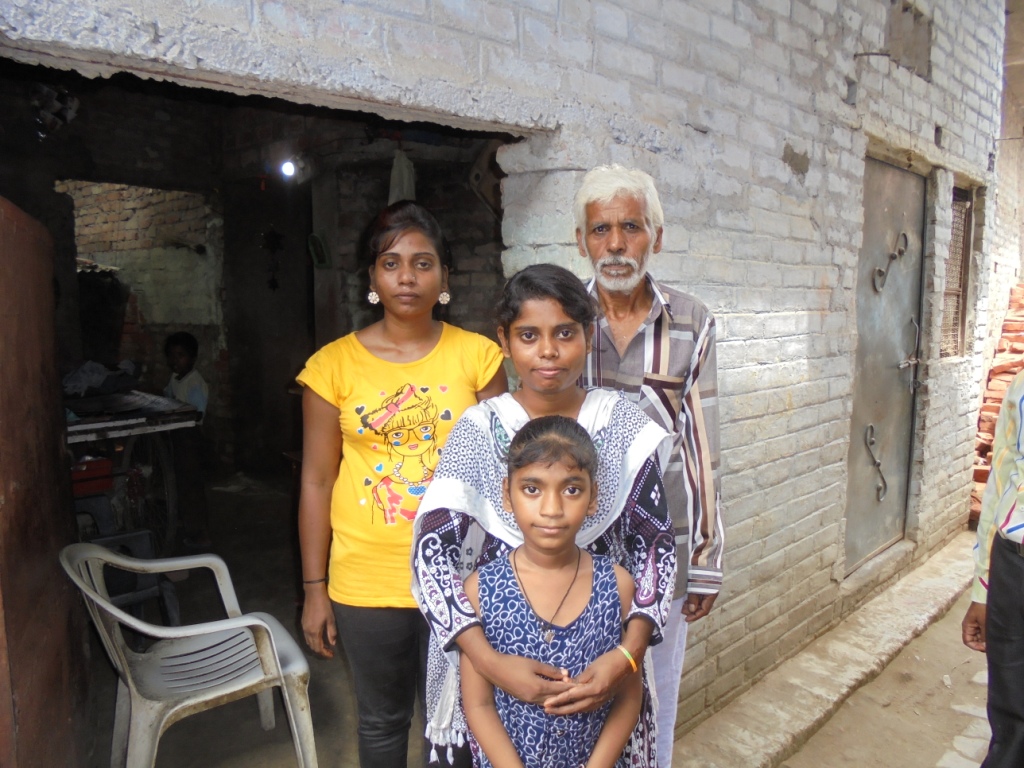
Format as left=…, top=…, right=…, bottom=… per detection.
left=1, top=51, right=520, bottom=765
left=0, top=56, right=515, bottom=471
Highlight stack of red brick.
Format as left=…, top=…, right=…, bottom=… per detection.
left=973, top=284, right=1024, bottom=523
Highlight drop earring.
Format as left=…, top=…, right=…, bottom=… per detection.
left=438, top=290, right=451, bottom=305
left=367, top=290, right=380, bottom=305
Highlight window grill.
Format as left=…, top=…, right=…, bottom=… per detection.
left=941, top=188, right=972, bottom=358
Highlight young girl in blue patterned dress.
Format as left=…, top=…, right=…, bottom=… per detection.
left=460, top=415, right=642, bottom=768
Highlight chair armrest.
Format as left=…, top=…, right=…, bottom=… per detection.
left=87, top=583, right=276, bottom=649
left=61, top=544, right=292, bottom=681
left=82, top=547, right=244, bottom=617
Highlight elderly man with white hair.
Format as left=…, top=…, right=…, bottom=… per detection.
left=574, top=164, right=725, bottom=766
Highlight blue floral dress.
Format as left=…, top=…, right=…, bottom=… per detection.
left=475, top=553, right=626, bottom=768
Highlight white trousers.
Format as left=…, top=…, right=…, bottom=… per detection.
left=649, top=597, right=688, bottom=768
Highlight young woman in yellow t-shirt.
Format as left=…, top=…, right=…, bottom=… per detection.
left=296, top=201, right=507, bottom=768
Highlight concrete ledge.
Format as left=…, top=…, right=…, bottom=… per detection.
left=674, top=532, right=976, bottom=768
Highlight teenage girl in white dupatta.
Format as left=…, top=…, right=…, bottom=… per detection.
left=412, top=264, right=675, bottom=767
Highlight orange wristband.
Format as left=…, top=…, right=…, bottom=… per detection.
left=617, top=644, right=637, bottom=673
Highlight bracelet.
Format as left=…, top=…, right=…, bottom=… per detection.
left=617, top=644, right=638, bottom=673
left=302, top=577, right=327, bottom=585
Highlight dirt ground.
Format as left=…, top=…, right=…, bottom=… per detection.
left=781, top=589, right=990, bottom=768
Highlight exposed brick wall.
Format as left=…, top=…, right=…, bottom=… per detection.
left=55, top=179, right=231, bottom=461
left=54, top=181, right=209, bottom=255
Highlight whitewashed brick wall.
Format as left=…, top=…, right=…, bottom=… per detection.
left=1, top=0, right=1012, bottom=733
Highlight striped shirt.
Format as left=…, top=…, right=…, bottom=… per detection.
left=582, top=276, right=724, bottom=597
left=972, top=368, right=1024, bottom=603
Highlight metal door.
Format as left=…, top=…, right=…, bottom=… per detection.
left=843, top=158, right=925, bottom=574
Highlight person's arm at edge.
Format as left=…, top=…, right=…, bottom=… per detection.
left=962, top=478, right=996, bottom=652
left=682, top=312, right=723, bottom=622
left=962, top=375, right=1024, bottom=651
left=460, top=573, right=527, bottom=768
left=587, top=565, right=642, bottom=768
left=298, top=387, right=341, bottom=658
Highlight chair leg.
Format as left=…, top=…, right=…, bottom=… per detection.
left=256, top=688, right=276, bottom=730
left=123, top=704, right=163, bottom=768
left=280, top=677, right=319, bottom=768
left=110, top=679, right=131, bottom=768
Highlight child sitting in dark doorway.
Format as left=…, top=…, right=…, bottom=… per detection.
left=164, top=332, right=212, bottom=550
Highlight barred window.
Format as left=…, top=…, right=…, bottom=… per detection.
left=941, top=188, right=972, bottom=358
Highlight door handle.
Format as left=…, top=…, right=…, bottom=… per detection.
left=873, top=231, right=908, bottom=292
left=864, top=424, right=888, bottom=502
left=897, top=316, right=921, bottom=391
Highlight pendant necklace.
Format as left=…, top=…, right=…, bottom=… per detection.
left=393, top=461, right=429, bottom=495
left=512, top=547, right=582, bottom=644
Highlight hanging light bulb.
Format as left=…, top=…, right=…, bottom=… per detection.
left=280, top=156, right=312, bottom=182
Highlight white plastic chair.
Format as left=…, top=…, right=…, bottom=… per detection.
left=60, top=542, right=318, bottom=768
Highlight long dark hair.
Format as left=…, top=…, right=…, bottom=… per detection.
left=495, top=264, right=596, bottom=333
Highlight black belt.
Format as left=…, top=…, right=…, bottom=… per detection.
left=998, top=534, right=1024, bottom=557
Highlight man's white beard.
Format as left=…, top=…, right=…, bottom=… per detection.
left=593, top=251, right=650, bottom=293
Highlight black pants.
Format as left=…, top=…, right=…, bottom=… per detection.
left=333, top=604, right=429, bottom=768
left=983, top=535, right=1024, bottom=768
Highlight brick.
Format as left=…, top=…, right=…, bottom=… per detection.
left=383, top=21, right=480, bottom=85
left=755, top=0, right=791, bottom=17
left=775, top=18, right=811, bottom=51
left=663, top=61, right=707, bottom=95
left=517, top=0, right=557, bottom=13
left=481, top=42, right=558, bottom=95
left=522, top=14, right=591, bottom=66
left=693, top=42, right=741, bottom=80
left=595, top=39, right=657, bottom=82
left=734, top=1, right=771, bottom=35
left=631, top=17, right=689, bottom=59
left=709, top=78, right=754, bottom=111
left=433, top=0, right=517, bottom=43
left=663, top=1, right=711, bottom=37
left=791, top=0, right=825, bottom=35
left=594, top=2, right=628, bottom=39
left=711, top=15, right=753, bottom=49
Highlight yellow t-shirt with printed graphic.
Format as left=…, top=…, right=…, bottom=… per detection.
left=296, top=323, right=504, bottom=608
